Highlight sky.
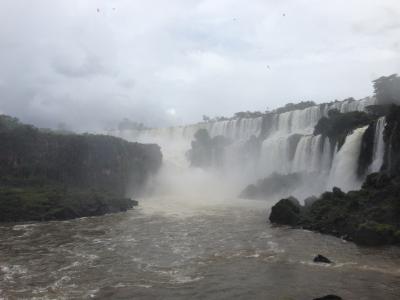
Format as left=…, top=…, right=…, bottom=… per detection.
left=0, top=0, right=399, bottom=131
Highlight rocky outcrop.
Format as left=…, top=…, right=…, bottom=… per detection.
left=269, top=174, right=400, bottom=246
left=314, top=109, right=374, bottom=150
left=382, top=105, right=400, bottom=176
left=0, top=115, right=162, bottom=222
left=0, top=187, right=139, bottom=222
left=240, top=172, right=305, bottom=199
left=269, top=104, right=400, bottom=246
left=269, top=197, right=301, bottom=226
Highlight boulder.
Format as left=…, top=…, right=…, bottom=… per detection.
left=313, top=254, right=333, bottom=264
left=269, top=198, right=301, bottom=226
left=313, top=295, right=342, bottom=300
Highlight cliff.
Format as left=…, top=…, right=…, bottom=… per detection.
left=269, top=105, right=400, bottom=246
left=0, top=115, right=162, bottom=222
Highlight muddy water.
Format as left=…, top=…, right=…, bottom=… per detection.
left=1, top=197, right=400, bottom=300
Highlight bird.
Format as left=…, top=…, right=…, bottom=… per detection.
left=97, top=8, right=100, bottom=13
left=267, top=65, right=270, bottom=69
left=282, top=13, right=286, bottom=17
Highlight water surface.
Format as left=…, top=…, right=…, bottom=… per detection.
left=1, top=197, right=400, bottom=299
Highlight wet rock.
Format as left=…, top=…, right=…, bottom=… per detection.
left=239, top=173, right=303, bottom=200
left=269, top=198, right=301, bottom=226
left=313, top=295, right=342, bottom=300
left=313, top=254, right=332, bottom=264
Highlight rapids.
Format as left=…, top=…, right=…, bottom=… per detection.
left=1, top=197, right=400, bottom=299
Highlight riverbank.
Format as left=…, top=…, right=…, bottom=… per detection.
left=269, top=173, right=400, bottom=246
left=0, top=115, right=161, bottom=222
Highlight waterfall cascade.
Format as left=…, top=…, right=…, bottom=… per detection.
left=118, top=96, right=380, bottom=198
left=368, top=117, right=386, bottom=174
left=328, top=126, right=369, bottom=191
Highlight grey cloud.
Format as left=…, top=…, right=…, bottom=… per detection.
left=52, top=54, right=108, bottom=78
left=0, top=0, right=399, bottom=132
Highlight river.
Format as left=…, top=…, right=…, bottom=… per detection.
left=1, top=196, right=400, bottom=299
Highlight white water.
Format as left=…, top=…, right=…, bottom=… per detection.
left=117, top=97, right=377, bottom=200
left=368, top=117, right=386, bottom=173
left=328, top=126, right=368, bottom=192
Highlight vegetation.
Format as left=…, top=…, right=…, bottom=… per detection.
left=273, top=101, right=316, bottom=114
left=186, top=129, right=230, bottom=168
left=0, top=115, right=162, bottom=222
left=270, top=104, right=400, bottom=246
left=269, top=174, right=400, bottom=246
left=0, top=186, right=137, bottom=222
left=373, top=74, right=400, bottom=105
left=314, top=109, right=374, bottom=149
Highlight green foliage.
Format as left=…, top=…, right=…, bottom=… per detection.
left=271, top=173, right=400, bottom=246
left=314, top=110, right=373, bottom=149
left=0, top=185, right=136, bottom=222
left=0, top=115, right=161, bottom=222
left=234, top=111, right=264, bottom=119
left=273, top=101, right=316, bottom=114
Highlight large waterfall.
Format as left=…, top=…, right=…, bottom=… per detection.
left=117, top=96, right=383, bottom=200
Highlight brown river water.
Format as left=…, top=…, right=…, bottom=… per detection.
left=1, top=196, right=400, bottom=300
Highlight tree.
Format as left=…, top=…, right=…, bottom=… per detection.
left=202, top=115, right=211, bottom=122
left=373, top=74, right=400, bottom=105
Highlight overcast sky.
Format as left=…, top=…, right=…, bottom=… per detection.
left=0, top=0, right=399, bottom=131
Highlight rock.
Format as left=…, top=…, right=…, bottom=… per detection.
left=269, top=198, right=301, bottom=226
left=313, top=254, right=333, bottom=264
left=313, top=295, right=342, bottom=300
left=239, top=172, right=304, bottom=199
left=362, top=172, right=391, bottom=189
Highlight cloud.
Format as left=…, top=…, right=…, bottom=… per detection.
left=0, top=0, right=399, bottom=131
left=52, top=54, right=108, bottom=78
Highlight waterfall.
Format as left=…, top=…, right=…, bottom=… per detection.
left=368, top=117, right=386, bottom=173
left=324, top=96, right=376, bottom=114
left=114, top=97, right=377, bottom=197
left=327, top=126, right=368, bottom=192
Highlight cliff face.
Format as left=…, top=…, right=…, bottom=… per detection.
left=269, top=105, right=400, bottom=246
left=0, top=115, right=162, bottom=222
left=382, top=105, right=400, bottom=177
